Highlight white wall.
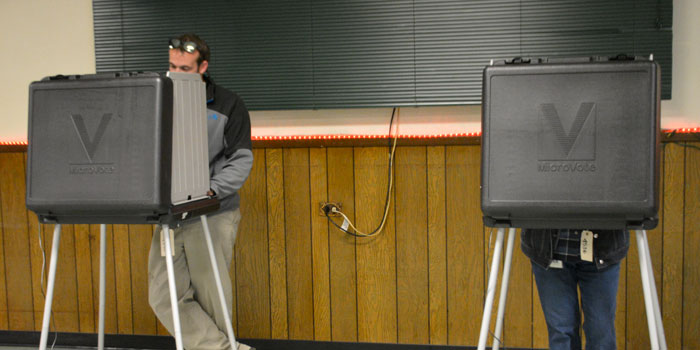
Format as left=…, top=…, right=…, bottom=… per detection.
left=1, top=0, right=697, bottom=143
left=0, top=0, right=95, bottom=143
left=659, top=0, right=700, bottom=129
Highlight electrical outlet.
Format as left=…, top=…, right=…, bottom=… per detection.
left=320, top=202, right=342, bottom=216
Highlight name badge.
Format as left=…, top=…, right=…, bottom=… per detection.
left=581, top=230, right=594, bottom=262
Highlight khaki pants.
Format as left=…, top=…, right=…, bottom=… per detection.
left=148, top=209, right=240, bottom=350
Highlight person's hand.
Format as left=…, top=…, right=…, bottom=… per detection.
left=207, top=190, right=215, bottom=197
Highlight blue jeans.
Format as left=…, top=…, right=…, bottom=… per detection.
left=532, top=260, right=620, bottom=350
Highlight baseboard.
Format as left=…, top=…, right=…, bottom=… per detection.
left=0, top=330, right=541, bottom=349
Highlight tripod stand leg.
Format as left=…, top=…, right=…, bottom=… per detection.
left=493, top=228, right=516, bottom=350
left=478, top=227, right=506, bottom=350
left=162, top=224, right=184, bottom=350
left=39, top=224, right=61, bottom=350
left=636, top=230, right=660, bottom=350
left=200, top=215, right=237, bottom=350
left=98, top=224, right=107, bottom=350
left=637, top=230, right=667, bottom=349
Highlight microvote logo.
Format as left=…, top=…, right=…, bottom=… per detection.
left=538, top=102, right=597, bottom=173
left=68, top=113, right=116, bottom=175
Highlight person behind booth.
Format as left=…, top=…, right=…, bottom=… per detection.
left=147, top=33, right=254, bottom=350
left=521, top=229, right=629, bottom=350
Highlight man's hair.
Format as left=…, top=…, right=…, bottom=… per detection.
left=174, top=33, right=210, bottom=64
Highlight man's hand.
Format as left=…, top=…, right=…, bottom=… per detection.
left=207, top=189, right=215, bottom=197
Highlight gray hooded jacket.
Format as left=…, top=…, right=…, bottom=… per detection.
left=204, top=74, right=253, bottom=212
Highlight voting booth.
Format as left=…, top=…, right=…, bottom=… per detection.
left=26, top=72, right=234, bottom=350
left=478, top=56, right=666, bottom=349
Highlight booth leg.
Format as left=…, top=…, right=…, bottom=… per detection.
left=492, top=228, right=516, bottom=350
left=478, top=228, right=506, bottom=350
left=201, top=215, right=237, bottom=350
left=98, top=224, right=107, bottom=350
left=39, top=224, right=62, bottom=350
left=637, top=230, right=667, bottom=350
left=636, top=230, right=663, bottom=350
left=162, top=224, right=184, bottom=350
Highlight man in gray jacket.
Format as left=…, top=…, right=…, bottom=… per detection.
left=148, top=33, right=254, bottom=350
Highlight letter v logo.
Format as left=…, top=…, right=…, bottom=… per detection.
left=70, top=113, right=112, bottom=163
left=538, top=102, right=596, bottom=161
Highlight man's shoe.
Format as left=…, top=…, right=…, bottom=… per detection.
left=237, top=343, right=255, bottom=350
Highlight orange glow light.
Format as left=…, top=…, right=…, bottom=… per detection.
left=1, top=128, right=698, bottom=146
left=251, top=132, right=483, bottom=141
left=0, top=141, right=28, bottom=146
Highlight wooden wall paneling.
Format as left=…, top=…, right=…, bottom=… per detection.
left=74, top=224, right=95, bottom=332
left=0, top=160, right=7, bottom=330
left=309, top=148, right=331, bottom=341
left=426, top=146, right=447, bottom=345
left=326, top=147, right=358, bottom=342
left=445, top=145, right=483, bottom=345
left=683, top=143, right=700, bottom=348
left=395, top=147, right=430, bottom=344
left=4, top=141, right=700, bottom=345
left=0, top=152, right=34, bottom=330
left=229, top=230, right=238, bottom=337
left=128, top=225, right=157, bottom=335
left=26, top=212, right=47, bottom=332
left=283, top=148, right=314, bottom=340
left=89, top=224, right=118, bottom=333
left=355, top=147, right=398, bottom=343
left=264, top=148, right=288, bottom=339
left=112, top=224, right=133, bottom=333
left=661, top=143, right=685, bottom=349
left=504, top=229, right=533, bottom=348
left=236, top=148, right=272, bottom=338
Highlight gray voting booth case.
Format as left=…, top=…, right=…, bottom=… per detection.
left=476, top=56, right=667, bottom=350
left=481, top=57, right=661, bottom=230
left=26, top=72, right=214, bottom=224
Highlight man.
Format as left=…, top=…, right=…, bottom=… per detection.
left=148, top=33, right=254, bottom=350
left=521, top=228, right=629, bottom=350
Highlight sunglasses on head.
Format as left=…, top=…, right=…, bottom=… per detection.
left=168, top=38, right=198, bottom=54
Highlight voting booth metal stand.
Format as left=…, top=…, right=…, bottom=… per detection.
left=476, top=228, right=667, bottom=350
left=37, top=214, right=237, bottom=350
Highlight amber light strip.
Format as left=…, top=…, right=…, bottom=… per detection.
left=2, top=128, right=699, bottom=146
left=672, top=127, right=700, bottom=134
left=251, top=132, right=482, bottom=141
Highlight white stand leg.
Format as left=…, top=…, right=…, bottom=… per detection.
left=493, top=228, right=516, bottom=350
left=98, top=224, right=107, bottom=350
left=201, top=215, right=237, bottom=350
left=39, top=224, right=61, bottom=350
left=636, top=230, right=667, bottom=350
left=162, top=224, right=184, bottom=350
left=478, top=227, right=506, bottom=350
